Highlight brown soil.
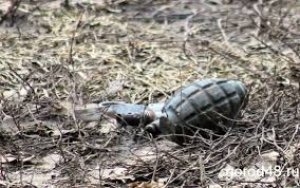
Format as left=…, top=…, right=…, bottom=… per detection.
left=1, top=0, right=300, bottom=187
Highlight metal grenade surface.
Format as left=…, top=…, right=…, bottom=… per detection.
left=156, top=78, right=248, bottom=143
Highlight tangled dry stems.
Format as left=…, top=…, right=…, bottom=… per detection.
left=0, top=0, right=300, bottom=187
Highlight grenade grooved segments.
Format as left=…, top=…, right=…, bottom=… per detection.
left=157, top=78, right=248, bottom=143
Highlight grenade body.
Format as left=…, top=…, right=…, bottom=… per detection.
left=75, top=78, right=248, bottom=145
left=149, top=78, right=248, bottom=144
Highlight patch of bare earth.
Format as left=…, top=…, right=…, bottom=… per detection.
left=0, top=0, right=300, bottom=187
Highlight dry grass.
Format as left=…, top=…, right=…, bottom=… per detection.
left=0, top=0, right=300, bottom=187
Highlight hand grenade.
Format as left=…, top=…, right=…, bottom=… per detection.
left=146, top=78, right=248, bottom=144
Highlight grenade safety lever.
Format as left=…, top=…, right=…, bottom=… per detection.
left=74, top=101, right=164, bottom=127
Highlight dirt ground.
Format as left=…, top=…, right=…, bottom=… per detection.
left=1, top=0, right=300, bottom=187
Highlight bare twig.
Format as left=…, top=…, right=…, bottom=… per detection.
left=0, top=0, right=22, bottom=25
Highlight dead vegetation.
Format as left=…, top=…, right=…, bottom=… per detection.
left=0, top=0, right=300, bottom=187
